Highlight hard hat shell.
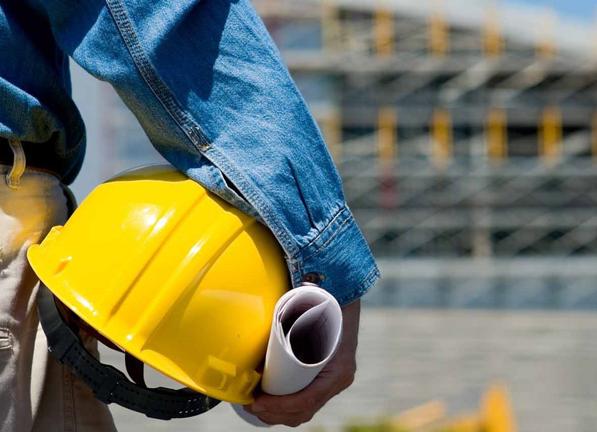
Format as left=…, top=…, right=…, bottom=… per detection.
left=28, top=165, right=289, bottom=404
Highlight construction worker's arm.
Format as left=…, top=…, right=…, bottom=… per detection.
left=31, top=0, right=378, bottom=422
left=245, top=299, right=361, bottom=427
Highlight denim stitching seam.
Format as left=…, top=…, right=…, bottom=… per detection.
left=298, top=206, right=350, bottom=260
left=336, top=266, right=381, bottom=305
left=104, top=0, right=299, bottom=256
left=105, top=0, right=210, bottom=150
left=206, top=164, right=259, bottom=219
left=286, top=256, right=304, bottom=288
left=301, top=214, right=352, bottom=262
left=102, top=0, right=359, bottom=269
left=205, top=147, right=298, bottom=256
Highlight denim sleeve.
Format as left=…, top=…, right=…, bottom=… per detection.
left=33, top=0, right=380, bottom=304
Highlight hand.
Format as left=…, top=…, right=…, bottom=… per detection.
left=243, top=299, right=361, bottom=427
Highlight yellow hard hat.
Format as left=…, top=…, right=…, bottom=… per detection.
left=28, top=165, right=289, bottom=410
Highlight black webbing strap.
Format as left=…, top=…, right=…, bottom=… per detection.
left=125, top=352, right=147, bottom=388
left=37, top=284, right=221, bottom=420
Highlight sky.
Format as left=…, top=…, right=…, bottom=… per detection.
left=508, top=0, right=594, bottom=22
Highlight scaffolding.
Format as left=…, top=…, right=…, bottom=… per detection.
left=255, top=0, right=597, bottom=308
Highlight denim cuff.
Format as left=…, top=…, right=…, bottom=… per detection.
left=287, top=206, right=380, bottom=305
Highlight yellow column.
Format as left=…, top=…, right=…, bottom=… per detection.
left=428, top=10, right=449, bottom=57
left=539, top=106, right=562, bottom=162
left=378, top=107, right=398, bottom=163
left=432, top=109, right=452, bottom=166
left=536, top=9, right=557, bottom=59
left=374, top=9, right=395, bottom=57
left=487, top=109, right=507, bottom=161
left=322, top=110, right=342, bottom=163
left=321, top=0, right=340, bottom=52
left=378, top=107, right=398, bottom=210
left=483, top=7, right=503, bottom=57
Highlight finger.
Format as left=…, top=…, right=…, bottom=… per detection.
left=255, top=411, right=314, bottom=427
left=249, top=374, right=335, bottom=414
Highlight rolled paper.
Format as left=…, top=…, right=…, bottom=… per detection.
left=233, top=283, right=343, bottom=426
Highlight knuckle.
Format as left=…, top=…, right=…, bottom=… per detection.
left=288, top=413, right=313, bottom=427
left=286, top=419, right=303, bottom=428
left=338, top=363, right=356, bottom=390
left=345, top=367, right=356, bottom=386
left=347, top=359, right=357, bottom=376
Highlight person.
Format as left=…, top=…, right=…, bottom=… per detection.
left=0, top=0, right=380, bottom=430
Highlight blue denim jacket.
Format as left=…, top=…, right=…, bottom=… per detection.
left=0, top=0, right=379, bottom=304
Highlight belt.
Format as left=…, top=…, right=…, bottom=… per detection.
left=0, top=138, right=21, bottom=167
left=0, top=138, right=77, bottom=214
left=0, top=138, right=61, bottom=178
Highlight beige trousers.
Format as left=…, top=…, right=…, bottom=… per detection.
left=0, top=163, right=116, bottom=432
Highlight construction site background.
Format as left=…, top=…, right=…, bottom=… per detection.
left=67, top=0, right=597, bottom=430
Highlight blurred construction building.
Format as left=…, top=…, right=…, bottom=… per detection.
left=73, top=0, right=597, bottom=309
left=254, top=0, right=597, bottom=309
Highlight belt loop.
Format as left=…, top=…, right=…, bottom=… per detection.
left=5, top=139, right=26, bottom=189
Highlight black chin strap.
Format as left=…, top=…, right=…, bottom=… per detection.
left=125, top=352, right=147, bottom=388
left=37, top=284, right=221, bottom=420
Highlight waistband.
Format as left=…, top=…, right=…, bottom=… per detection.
left=0, top=164, right=77, bottom=215
left=0, top=138, right=62, bottom=181
left=0, top=164, right=60, bottom=185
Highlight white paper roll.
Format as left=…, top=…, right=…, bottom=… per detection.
left=233, top=283, right=343, bottom=426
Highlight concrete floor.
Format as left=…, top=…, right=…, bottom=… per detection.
left=101, top=309, right=597, bottom=432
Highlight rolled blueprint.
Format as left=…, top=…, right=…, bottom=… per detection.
left=233, top=283, right=343, bottom=426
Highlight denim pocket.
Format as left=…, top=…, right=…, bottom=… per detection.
left=0, top=328, right=12, bottom=351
